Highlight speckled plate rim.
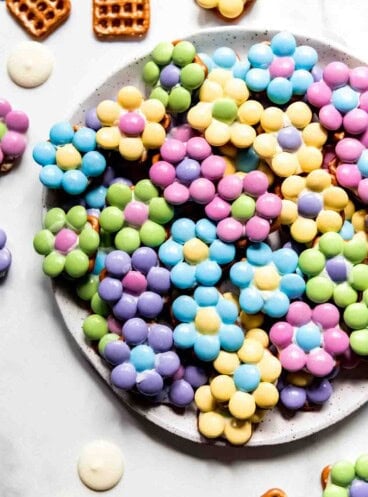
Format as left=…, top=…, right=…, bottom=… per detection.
left=47, top=27, right=368, bottom=447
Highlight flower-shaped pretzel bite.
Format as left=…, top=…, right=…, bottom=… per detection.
left=159, top=217, right=236, bottom=289
left=307, top=61, right=368, bottom=133
left=172, top=286, right=242, bottom=362
left=84, top=316, right=183, bottom=401
left=297, top=232, right=368, bottom=330
left=0, top=98, right=29, bottom=171
left=270, top=301, right=350, bottom=377
left=97, top=247, right=171, bottom=323
left=244, top=31, right=319, bottom=104
left=208, top=169, right=282, bottom=243
left=98, top=179, right=173, bottom=253
left=280, top=169, right=349, bottom=244
left=149, top=136, right=227, bottom=207
left=322, top=454, right=368, bottom=497
left=33, top=206, right=100, bottom=279
left=230, top=242, right=306, bottom=318
left=194, top=328, right=281, bottom=445
left=142, top=40, right=206, bottom=113
left=187, top=69, right=255, bottom=148
left=95, top=86, right=169, bottom=161
left=33, top=121, right=106, bottom=195
left=252, top=101, right=328, bottom=178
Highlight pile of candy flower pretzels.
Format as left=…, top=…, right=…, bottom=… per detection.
left=33, top=31, right=368, bottom=445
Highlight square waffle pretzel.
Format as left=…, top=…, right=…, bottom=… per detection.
left=93, top=0, right=150, bottom=38
left=6, top=0, right=71, bottom=39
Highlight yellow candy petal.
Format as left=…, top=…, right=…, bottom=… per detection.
left=224, top=78, right=249, bottom=105
left=141, top=99, right=166, bottom=122
left=205, top=120, right=231, bottom=147
left=240, top=312, right=264, bottom=331
left=230, top=123, right=256, bottom=148
left=253, top=134, right=278, bottom=159
left=187, top=102, right=213, bottom=130
left=214, top=351, right=240, bottom=375
left=210, top=375, right=236, bottom=402
left=271, top=152, right=299, bottom=177
left=281, top=175, right=306, bottom=200
left=229, top=391, right=256, bottom=420
left=96, top=126, right=121, bottom=149
left=260, top=107, right=284, bottom=132
left=257, top=350, right=282, bottom=383
left=238, top=100, right=264, bottom=126
left=141, top=122, right=166, bottom=149
left=245, top=328, right=269, bottom=348
left=198, top=412, right=225, bottom=439
left=316, top=210, right=343, bottom=234
left=96, top=100, right=121, bottom=126
left=280, top=200, right=298, bottom=225
left=237, top=338, right=264, bottom=363
left=344, top=200, right=356, bottom=221
left=323, top=186, right=349, bottom=211
left=305, top=169, right=331, bottom=191
left=119, top=137, right=144, bottom=161
left=208, top=68, right=232, bottom=88
left=117, top=86, right=143, bottom=110
left=224, top=418, right=252, bottom=445
left=195, top=385, right=217, bottom=412
left=197, top=0, right=218, bottom=7
left=218, top=0, right=245, bottom=18
left=302, top=122, right=328, bottom=148
left=252, top=382, right=279, bottom=409
left=199, top=79, right=224, bottom=102
left=352, top=209, right=367, bottom=232
left=297, top=146, right=323, bottom=173
left=290, top=216, right=317, bottom=243
left=286, top=102, right=312, bottom=129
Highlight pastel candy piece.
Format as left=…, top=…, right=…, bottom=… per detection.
left=7, top=41, right=54, bottom=88
left=54, top=228, right=78, bottom=253
left=78, top=440, right=124, bottom=491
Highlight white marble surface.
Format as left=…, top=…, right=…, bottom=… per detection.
left=1, top=1, right=368, bottom=496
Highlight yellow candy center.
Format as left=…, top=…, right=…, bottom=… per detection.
left=195, top=308, right=221, bottom=334
left=183, top=238, right=209, bottom=264
left=56, top=144, right=82, bottom=170
left=253, top=266, right=280, bottom=291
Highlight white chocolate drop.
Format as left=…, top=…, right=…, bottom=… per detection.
left=7, top=41, right=54, bottom=88
left=77, top=440, right=124, bottom=491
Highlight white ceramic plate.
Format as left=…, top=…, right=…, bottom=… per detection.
left=49, top=28, right=368, bottom=446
